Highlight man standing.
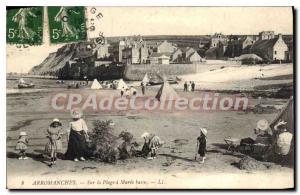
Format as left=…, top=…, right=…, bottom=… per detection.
left=191, top=81, right=195, bottom=92
left=184, top=82, right=187, bottom=92
left=141, top=82, right=145, bottom=95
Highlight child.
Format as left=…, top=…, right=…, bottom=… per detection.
left=16, top=132, right=29, bottom=160
left=141, top=132, right=162, bottom=160
left=45, top=118, right=63, bottom=166
left=195, top=128, right=207, bottom=164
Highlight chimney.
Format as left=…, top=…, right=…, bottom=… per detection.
left=278, top=33, right=283, bottom=40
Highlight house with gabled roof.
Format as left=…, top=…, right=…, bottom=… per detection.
left=171, top=48, right=183, bottom=63
left=149, top=52, right=170, bottom=64
left=186, top=51, right=204, bottom=63
left=248, top=34, right=288, bottom=61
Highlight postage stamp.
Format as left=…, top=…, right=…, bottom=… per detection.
left=6, top=7, right=43, bottom=45
left=47, top=6, right=87, bottom=44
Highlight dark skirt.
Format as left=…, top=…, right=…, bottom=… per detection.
left=198, top=146, right=205, bottom=157
left=65, top=130, right=87, bottom=160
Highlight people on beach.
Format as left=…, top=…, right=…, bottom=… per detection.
left=188, top=81, right=192, bottom=91
left=191, top=82, right=195, bottom=92
left=65, top=108, right=89, bottom=162
left=274, top=120, right=293, bottom=155
left=195, top=128, right=207, bottom=164
left=141, top=132, right=162, bottom=160
left=141, top=82, right=145, bottom=95
left=184, top=82, right=187, bottom=92
left=121, top=87, right=124, bottom=97
left=254, top=119, right=272, bottom=145
left=125, top=88, right=130, bottom=97
left=45, top=118, right=64, bottom=166
left=16, top=132, right=29, bottom=160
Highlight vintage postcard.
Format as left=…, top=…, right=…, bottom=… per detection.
left=6, top=6, right=294, bottom=189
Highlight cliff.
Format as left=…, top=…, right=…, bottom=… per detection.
left=29, top=42, right=94, bottom=75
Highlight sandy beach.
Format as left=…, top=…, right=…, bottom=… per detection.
left=6, top=65, right=294, bottom=188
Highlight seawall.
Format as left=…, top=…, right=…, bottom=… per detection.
left=124, top=61, right=241, bottom=81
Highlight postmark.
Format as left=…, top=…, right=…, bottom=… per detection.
left=48, top=6, right=87, bottom=44
left=6, top=7, right=43, bottom=45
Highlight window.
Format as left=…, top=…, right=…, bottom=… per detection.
left=274, top=50, right=277, bottom=55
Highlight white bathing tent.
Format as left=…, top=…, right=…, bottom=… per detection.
left=155, top=81, right=179, bottom=101
left=90, top=79, right=102, bottom=89
left=117, top=79, right=129, bottom=90
left=142, top=73, right=150, bottom=84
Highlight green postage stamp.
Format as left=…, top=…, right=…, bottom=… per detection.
left=48, top=6, right=87, bottom=44
left=6, top=7, right=43, bottom=45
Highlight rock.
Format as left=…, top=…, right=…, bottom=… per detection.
left=238, top=156, right=268, bottom=171
left=173, top=139, right=189, bottom=146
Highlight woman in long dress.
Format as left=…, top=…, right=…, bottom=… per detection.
left=65, top=108, right=89, bottom=161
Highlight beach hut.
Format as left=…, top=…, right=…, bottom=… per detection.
left=155, top=81, right=179, bottom=101
left=90, top=79, right=102, bottom=89
left=142, top=73, right=150, bottom=84
left=149, top=73, right=164, bottom=85
left=117, top=79, right=129, bottom=90
left=270, top=96, right=294, bottom=133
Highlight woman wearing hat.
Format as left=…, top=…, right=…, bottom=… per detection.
left=45, top=118, right=64, bottom=165
left=65, top=108, right=89, bottom=162
left=274, top=120, right=293, bottom=155
left=16, top=131, right=29, bottom=160
left=195, top=128, right=207, bottom=164
left=254, top=119, right=272, bottom=145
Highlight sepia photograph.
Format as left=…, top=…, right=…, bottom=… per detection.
left=6, top=6, right=294, bottom=189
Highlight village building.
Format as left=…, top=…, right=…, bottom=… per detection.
left=247, top=34, right=288, bottom=61
left=224, top=35, right=256, bottom=58
left=259, top=31, right=275, bottom=40
left=96, top=40, right=110, bottom=59
left=170, top=48, right=183, bottom=63
left=156, top=40, right=177, bottom=53
left=186, top=51, right=203, bottom=63
left=118, top=40, right=126, bottom=63
left=120, top=37, right=149, bottom=64
left=241, top=35, right=256, bottom=49
left=181, top=47, right=196, bottom=62
left=205, top=42, right=226, bottom=60
left=149, top=53, right=170, bottom=64
left=206, top=33, right=229, bottom=60
left=210, top=33, right=228, bottom=48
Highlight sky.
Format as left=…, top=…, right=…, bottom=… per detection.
left=6, top=7, right=293, bottom=73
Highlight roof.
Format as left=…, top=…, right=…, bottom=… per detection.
left=150, top=52, right=172, bottom=58
left=181, top=47, right=195, bottom=53
left=250, top=38, right=278, bottom=51
left=187, top=51, right=201, bottom=59
left=205, top=47, right=218, bottom=54
left=173, top=48, right=183, bottom=54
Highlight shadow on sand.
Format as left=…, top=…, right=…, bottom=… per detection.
left=6, top=151, right=63, bottom=167
left=159, top=153, right=194, bottom=162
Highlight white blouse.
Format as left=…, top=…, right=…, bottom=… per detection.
left=68, top=119, right=88, bottom=133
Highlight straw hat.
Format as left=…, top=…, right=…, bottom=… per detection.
left=19, top=132, right=27, bottom=136
left=256, top=119, right=269, bottom=131
left=51, top=118, right=62, bottom=126
left=276, top=120, right=287, bottom=129
left=141, top=132, right=150, bottom=138
left=70, top=108, right=83, bottom=119
left=200, top=128, right=208, bottom=136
